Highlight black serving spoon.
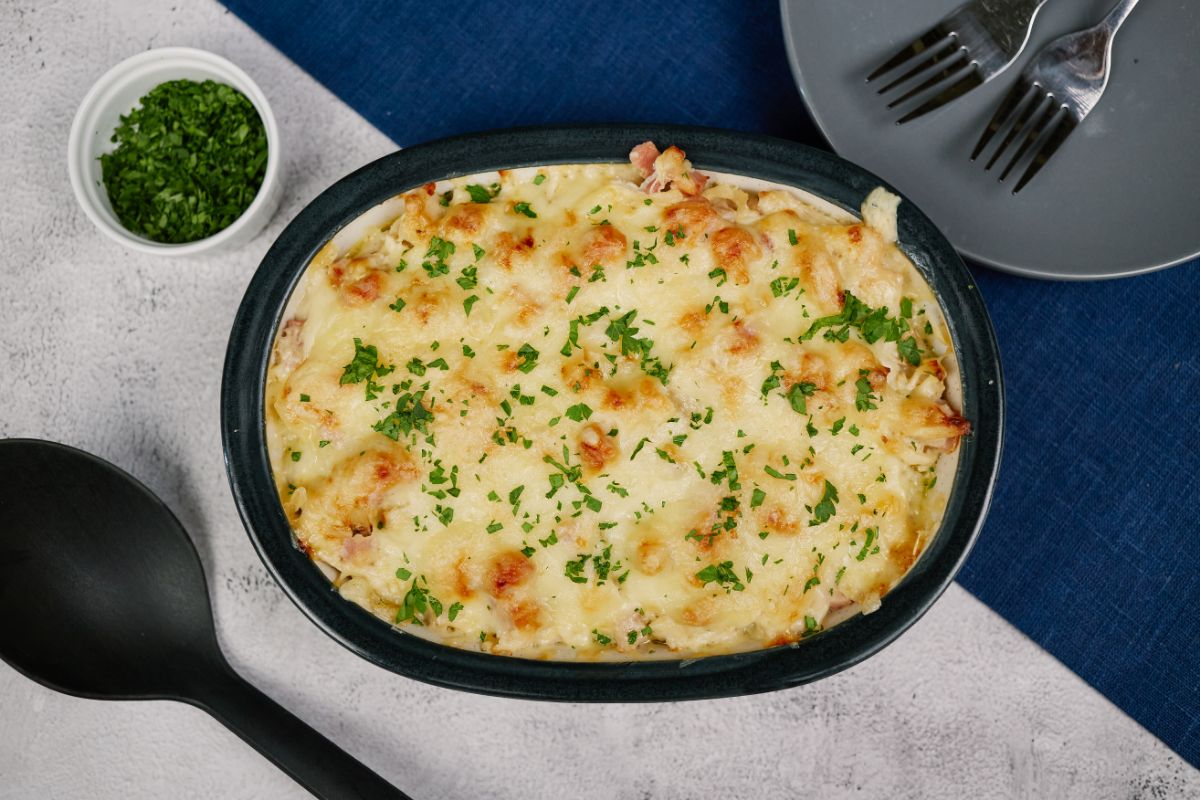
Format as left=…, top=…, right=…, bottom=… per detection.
left=0, top=439, right=410, bottom=799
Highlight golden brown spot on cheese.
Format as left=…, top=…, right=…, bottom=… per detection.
left=516, top=300, right=542, bottom=326
left=726, top=320, right=760, bottom=355
left=710, top=226, right=761, bottom=285
left=602, top=386, right=632, bottom=410
left=453, top=555, right=475, bottom=599
left=679, top=598, right=716, bottom=627
left=764, top=505, right=801, bottom=535
left=794, top=240, right=841, bottom=313
left=561, top=356, right=601, bottom=392
left=442, top=203, right=485, bottom=235
left=504, top=598, right=542, bottom=631
left=499, top=350, right=522, bottom=372
left=678, top=309, right=708, bottom=337
left=663, top=198, right=720, bottom=238
left=579, top=224, right=627, bottom=266
left=493, top=230, right=536, bottom=269
left=634, top=537, right=668, bottom=576
left=578, top=423, right=618, bottom=472
left=488, top=551, right=533, bottom=597
left=848, top=224, right=863, bottom=244
left=402, top=192, right=434, bottom=238
left=342, top=271, right=383, bottom=307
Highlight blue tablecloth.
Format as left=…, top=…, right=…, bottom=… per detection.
left=223, top=0, right=1200, bottom=766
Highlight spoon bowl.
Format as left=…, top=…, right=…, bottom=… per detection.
left=0, top=439, right=409, bottom=799
left=0, top=440, right=218, bottom=700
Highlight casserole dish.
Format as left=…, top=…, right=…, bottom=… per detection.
left=221, top=125, right=1003, bottom=700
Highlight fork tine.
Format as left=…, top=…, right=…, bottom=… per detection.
left=885, top=48, right=969, bottom=109
left=971, top=81, right=1036, bottom=162
left=895, top=66, right=983, bottom=124
left=984, top=89, right=1048, bottom=171
left=1012, top=113, right=1076, bottom=193
left=999, top=97, right=1060, bottom=182
left=866, top=28, right=955, bottom=83
left=875, top=36, right=958, bottom=94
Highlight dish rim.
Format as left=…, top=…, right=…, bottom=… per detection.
left=220, top=123, right=1004, bottom=701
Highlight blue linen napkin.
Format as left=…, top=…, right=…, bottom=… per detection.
left=222, top=0, right=1200, bottom=766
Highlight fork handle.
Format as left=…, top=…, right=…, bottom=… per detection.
left=1100, top=0, right=1140, bottom=35
left=1000, top=0, right=1051, bottom=19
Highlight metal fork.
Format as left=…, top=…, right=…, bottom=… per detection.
left=971, top=0, right=1141, bottom=193
left=867, top=0, right=1050, bottom=124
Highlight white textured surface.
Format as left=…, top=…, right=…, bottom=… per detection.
left=1, top=2, right=1197, bottom=798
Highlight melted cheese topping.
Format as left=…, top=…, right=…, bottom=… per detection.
left=265, top=153, right=969, bottom=660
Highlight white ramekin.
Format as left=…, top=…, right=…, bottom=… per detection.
left=67, top=47, right=282, bottom=257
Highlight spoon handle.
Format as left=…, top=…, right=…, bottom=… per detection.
left=194, top=668, right=412, bottom=799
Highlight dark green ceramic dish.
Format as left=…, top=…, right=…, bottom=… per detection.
left=221, top=125, right=1003, bottom=701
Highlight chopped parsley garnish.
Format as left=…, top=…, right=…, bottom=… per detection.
left=565, top=402, right=593, bottom=422
left=750, top=487, right=766, bottom=508
left=388, top=296, right=407, bottom=313
left=809, top=480, right=839, bottom=525
left=897, top=336, right=922, bottom=366
left=516, top=343, right=539, bottom=373
left=761, top=360, right=784, bottom=396
left=786, top=381, right=817, bottom=414
left=456, top=265, right=478, bottom=290
left=340, top=338, right=382, bottom=385
left=602, top=309, right=673, bottom=385
left=395, top=574, right=443, bottom=625
left=98, top=79, right=268, bottom=244
left=787, top=228, right=799, bottom=246
left=696, top=561, right=744, bottom=592
left=855, top=370, right=879, bottom=411
left=707, top=267, right=728, bottom=286
left=592, top=629, right=612, bottom=645
left=463, top=294, right=480, bottom=315
left=373, top=390, right=433, bottom=440
left=856, top=527, right=879, bottom=561
left=770, top=276, right=799, bottom=297
left=421, top=236, right=455, bottom=277
left=533, top=174, right=546, bottom=185
left=764, top=464, right=796, bottom=481
left=448, top=602, right=464, bottom=621
left=465, top=183, right=499, bottom=203
left=800, top=290, right=922, bottom=365
left=513, top=201, right=537, bottom=218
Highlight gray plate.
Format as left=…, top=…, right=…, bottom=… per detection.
left=780, top=0, right=1200, bottom=279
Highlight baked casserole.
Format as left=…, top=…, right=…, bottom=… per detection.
left=264, top=142, right=970, bottom=660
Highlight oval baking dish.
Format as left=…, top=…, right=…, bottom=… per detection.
left=221, top=125, right=1003, bottom=701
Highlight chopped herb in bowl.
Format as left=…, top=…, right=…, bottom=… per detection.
left=98, top=79, right=268, bottom=244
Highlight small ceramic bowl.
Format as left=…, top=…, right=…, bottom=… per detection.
left=67, top=47, right=282, bottom=257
